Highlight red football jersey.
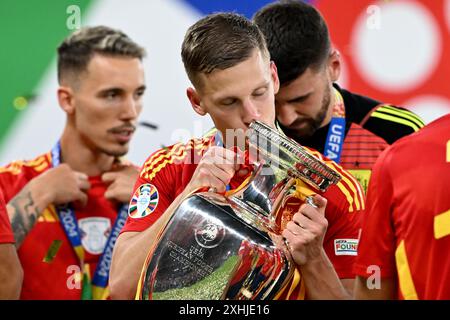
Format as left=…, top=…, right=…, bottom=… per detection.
left=122, top=130, right=365, bottom=299
left=0, top=188, right=14, bottom=244
left=0, top=152, right=121, bottom=299
left=354, top=114, right=450, bottom=299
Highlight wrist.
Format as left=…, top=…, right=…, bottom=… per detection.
left=301, top=248, right=330, bottom=271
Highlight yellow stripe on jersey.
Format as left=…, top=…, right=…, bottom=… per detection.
left=26, top=155, right=48, bottom=167
left=332, top=163, right=365, bottom=211
left=286, top=268, right=301, bottom=300
left=297, top=276, right=306, bottom=300
left=371, top=111, right=421, bottom=132
left=143, top=143, right=184, bottom=170
left=305, top=148, right=365, bottom=212
left=203, top=127, right=218, bottom=138
left=0, top=155, right=49, bottom=175
left=139, top=147, right=178, bottom=179
left=446, top=140, right=450, bottom=163
left=142, top=138, right=212, bottom=180
left=330, top=179, right=355, bottom=212
left=379, top=105, right=425, bottom=128
left=434, top=209, right=450, bottom=240
left=144, top=143, right=188, bottom=174
left=147, top=153, right=188, bottom=181
left=142, top=143, right=186, bottom=179
left=331, top=166, right=361, bottom=211
left=34, top=161, right=50, bottom=172
left=306, top=149, right=356, bottom=211
left=38, top=206, right=59, bottom=223
left=395, top=240, right=418, bottom=300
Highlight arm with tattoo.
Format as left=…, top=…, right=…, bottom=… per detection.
left=6, top=164, right=91, bottom=247
left=8, top=188, right=40, bottom=247
left=7, top=182, right=51, bottom=248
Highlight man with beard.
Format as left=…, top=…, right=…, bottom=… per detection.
left=254, top=0, right=424, bottom=192
left=0, top=26, right=146, bottom=299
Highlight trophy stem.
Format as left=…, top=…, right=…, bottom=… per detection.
left=226, top=161, right=298, bottom=234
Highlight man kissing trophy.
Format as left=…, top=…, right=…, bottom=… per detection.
left=137, top=121, right=341, bottom=300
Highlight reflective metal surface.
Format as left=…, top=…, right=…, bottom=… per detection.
left=138, top=121, right=341, bottom=300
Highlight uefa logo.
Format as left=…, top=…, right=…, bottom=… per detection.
left=194, top=219, right=226, bottom=249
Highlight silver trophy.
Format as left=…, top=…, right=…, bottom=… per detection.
left=137, top=121, right=341, bottom=300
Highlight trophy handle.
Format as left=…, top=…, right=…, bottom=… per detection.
left=224, top=160, right=263, bottom=198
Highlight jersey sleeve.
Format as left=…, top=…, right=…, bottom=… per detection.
left=353, top=147, right=396, bottom=278
left=0, top=153, right=51, bottom=203
left=0, top=190, right=14, bottom=244
left=305, top=148, right=365, bottom=279
left=0, top=154, right=51, bottom=243
left=120, top=145, right=183, bottom=234
left=321, top=169, right=364, bottom=279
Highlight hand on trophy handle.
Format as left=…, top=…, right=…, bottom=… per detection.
left=305, top=196, right=319, bottom=209
left=282, top=194, right=328, bottom=266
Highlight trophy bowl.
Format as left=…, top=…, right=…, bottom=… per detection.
left=137, top=121, right=341, bottom=300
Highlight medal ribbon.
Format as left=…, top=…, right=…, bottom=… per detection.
left=323, top=88, right=346, bottom=163
left=51, top=142, right=128, bottom=300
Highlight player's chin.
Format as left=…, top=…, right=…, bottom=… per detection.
left=287, top=122, right=315, bottom=138
left=103, top=143, right=130, bottom=157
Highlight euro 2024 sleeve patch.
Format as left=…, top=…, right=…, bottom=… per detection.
left=129, top=184, right=159, bottom=219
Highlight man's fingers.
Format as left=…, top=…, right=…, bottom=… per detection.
left=77, top=179, right=91, bottom=192
left=74, top=191, right=88, bottom=207
left=101, top=172, right=117, bottom=183
left=72, top=170, right=88, bottom=181
left=285, top=221, right=303, bottom=236
left=292, top=213, right=314, bottom=230
left=205, top=147, right=238, bottom=166
left=104, top=188, right=114, bottom=200
left=210, top=160, right=236, bottom=181
left=298, top=198, right=328, bottom=223
left=282, top=227, right=313, bottom=247
left=282, top=229, right=298, bottom=250
left=212, top=146, right=237, bottom=159
left=204, top=172, right=227, bottom=193
left=104, top=179, right=119, bottom=199
left=312, top=194, right=327, bottom=211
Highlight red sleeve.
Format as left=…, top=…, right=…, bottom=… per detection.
left=353, top=148, right=396, bottom=278
left=0, top=189, right=14, bottom=244
left=0, top=153, right=51, bottom=204
left=301, top=147, right=365, bottom=279
left=322, top=182, right=363, bottom=279
left=120, top=147, right=179, bottom=234
left=0, top=154, right=51, bottom=243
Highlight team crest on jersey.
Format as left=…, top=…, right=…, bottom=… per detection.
left=78, top=217, right=111, bottom=255
left=129, top=184, right=159, bottom=219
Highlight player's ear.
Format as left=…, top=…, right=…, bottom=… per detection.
left=57, top=86, right=76, bottom=115
left=187, top=87, right=207, bottom=116
left=328, top=49, right=341, bottom=82
left=270, top=61, right=280, bottom=95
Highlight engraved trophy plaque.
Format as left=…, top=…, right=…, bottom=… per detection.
left=137, top=121, right=341, bottom=300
